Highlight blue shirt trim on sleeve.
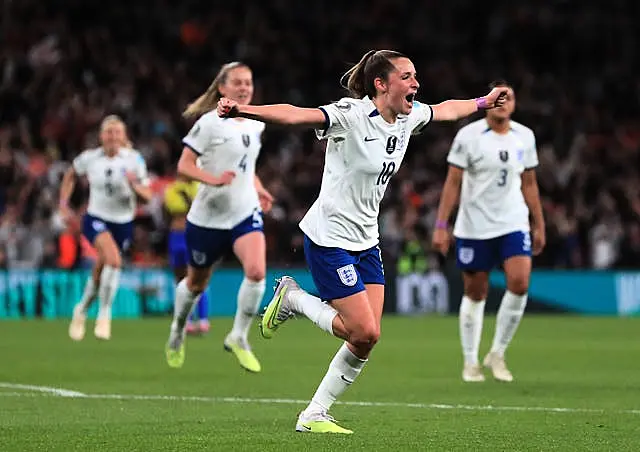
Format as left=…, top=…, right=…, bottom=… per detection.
left=182, top=142, right=202, bottom=155
left=318, top=107, right=330, bottom=132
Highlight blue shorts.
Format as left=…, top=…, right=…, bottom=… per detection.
left=186, top=210, right=264, bottom=268
left=82, top=214, right=133, bottom=252
left=303, top=235, right=385, bottom=301
left=455, top=231, right=532, bottom=272
left=168, top=231, right=188, bottom=269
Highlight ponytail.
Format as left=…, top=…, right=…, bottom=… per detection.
left=340, top=50, right=407, bottom=99
left=182, top=62, right=249, bottom=119
left=340, top=50, right=377, bottom=98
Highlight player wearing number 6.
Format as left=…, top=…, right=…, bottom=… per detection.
left=165, top=62, right=274, bottom=373
left=61, top=115, right=152, bottom=341
left=432, top=80, right=546, bottom=383
left=217, top=50, right=508, bottom=434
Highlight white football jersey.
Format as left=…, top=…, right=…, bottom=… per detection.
left=73, top=147, right=150, bottom=223
left=299, top=96, right=433, bottom=251
left=447, top=118, right=538, bottom=239
left=183, top=111, right=265, bottom=229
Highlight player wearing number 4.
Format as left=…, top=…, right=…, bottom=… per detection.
left=165, top=62, right=275, bottom=373
left=432, top=80, right=546, bottom=383
left=62, top=115, right=153, bottom=341
left=218, top=50, right=508, bottom=434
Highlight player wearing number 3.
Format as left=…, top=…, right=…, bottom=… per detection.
left=165, top=62, right=274, bottom=374
left=217, top=50, right=508, bottom=434
left=432, top=80, right=545, bottom=383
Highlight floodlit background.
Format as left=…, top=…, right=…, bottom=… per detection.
left=1, top=1, right=639, bottom=450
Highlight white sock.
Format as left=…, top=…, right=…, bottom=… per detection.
left=78, top=278, right=98, bottom=313
left=289, top=288, right=338, bottom=336
left=305, top=343, right=368, bottom=414
left=230, top=277, right=265, bottom=342
left=97, top=266, right=121, bottom=320
left=172, top=279, right=200, bottom=332
left=459, top=296, right=486, bottom=365
left=491, top=291, right=528, bottom=357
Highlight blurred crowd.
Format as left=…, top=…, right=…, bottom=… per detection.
left=0, top=0, right=639, bottom=270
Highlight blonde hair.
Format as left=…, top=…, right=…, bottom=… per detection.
left=340, top=50, right=407, bottom=98
left=99, top=115, right=130, bottom=148
left=182, top=62, right=249, bottom=119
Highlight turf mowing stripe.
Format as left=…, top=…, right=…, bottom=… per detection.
left=1, top=382, right=639, bottom=415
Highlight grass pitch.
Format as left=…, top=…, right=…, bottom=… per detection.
left=1, top=315, right=639, bottom=451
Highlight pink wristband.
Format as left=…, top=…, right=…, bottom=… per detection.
left=435, top=220, right=448, bottom=230
left=475, top=97, right=488, bottom=110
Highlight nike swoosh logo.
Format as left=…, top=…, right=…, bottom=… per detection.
left=265, top=286, right=287, bottom=329
left=340, top=375, right=354, bottom=384
left=364, top=137, right=379, bottom=142
left=266, top=299, right=280, bottom=329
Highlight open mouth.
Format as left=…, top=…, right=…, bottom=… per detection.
left=405, top=93, right=415, bottom=105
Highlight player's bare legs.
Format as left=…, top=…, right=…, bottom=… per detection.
left=69, top=233, right=121, bottom=341
left=301, top=288, right=380, bottom=434
left=92, top=232, right=122, bottom=340
left=173, top=265, right=205, bottom=336
left=332, top=287, right=381, bottom=358
left=261, top=278, right=382, bottom=433
left=224, top=231, right=267, bottom=372
left=166, top=265, right=214, bottom=368
left=460, top=271, right=489, bottom=382
left=484, top=256, right=531, bottom=382
left=171, top=265, right=196, bottom=334
left=69, top=259, right=103, bottom=341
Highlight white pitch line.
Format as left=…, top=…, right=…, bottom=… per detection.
left=0, top=382, right=87, bottom=397
left=1, top=382, right=639, bottom=415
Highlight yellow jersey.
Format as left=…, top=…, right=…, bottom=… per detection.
left=164, top=180, right=199, bottom=216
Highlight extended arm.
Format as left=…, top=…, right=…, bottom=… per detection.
left=431, top=87, right=507, bottom=121
left=220, top=99, right=326, bottom=128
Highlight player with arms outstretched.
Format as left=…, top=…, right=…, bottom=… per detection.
left=432, top=80, right=545, bottom=383
left=62, top=115, right=152, bottom=340
left=165, top=62, right=274, bottom=373
left=218, top=50, right=507, bottom=433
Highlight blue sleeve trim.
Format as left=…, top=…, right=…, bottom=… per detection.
left=182, top=142, right=202, bottom=156
left=416, top=105, right=434, bottom=133
left=448, top=163, right=467, bottom=170
left=318, top=107, right=330, bottom=132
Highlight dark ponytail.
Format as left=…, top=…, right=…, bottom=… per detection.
left=340, top=50, right=407, bottom=98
